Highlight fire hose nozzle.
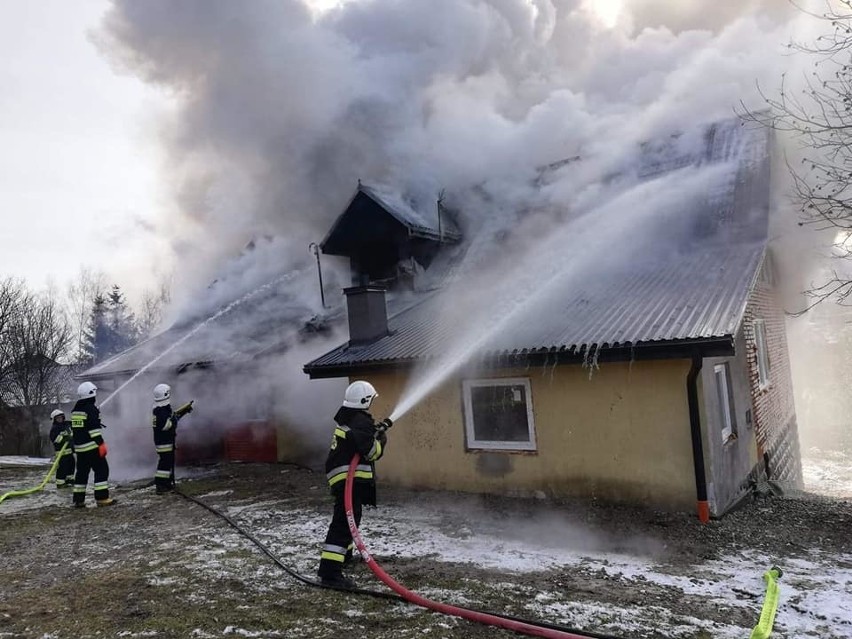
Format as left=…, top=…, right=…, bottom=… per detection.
left=175, top=400, right=194, bottom=418
left=376, top=418, right=393, bottom=433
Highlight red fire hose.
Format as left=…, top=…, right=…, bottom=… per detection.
left=344, top=454, right=601, bottom=639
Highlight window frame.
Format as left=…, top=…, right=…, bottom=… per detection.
left=753, top=319, right=771, bottom=390
left=713, top=363, right=736, bottom=443
left=462, top=377, right=537, bottom=452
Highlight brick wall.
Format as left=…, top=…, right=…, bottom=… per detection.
left=742, top=263, right=803, bottom=487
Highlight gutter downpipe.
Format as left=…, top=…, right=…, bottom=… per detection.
left=687, top=352, right=710, bottom=524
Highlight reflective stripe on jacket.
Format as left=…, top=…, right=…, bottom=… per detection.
left=323, top=406, right=386, bottom=496
left=70, top=398, right=104, bottom=453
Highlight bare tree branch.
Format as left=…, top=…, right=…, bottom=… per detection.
left=741, top=2, right=852, bottom=310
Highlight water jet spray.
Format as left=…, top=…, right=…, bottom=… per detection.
left=388, top=163, right=733, bottom=423
left=99, top=270, right=301, bottom=408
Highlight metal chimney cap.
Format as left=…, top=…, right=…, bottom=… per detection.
left=343, top=285, right=387, bottom=295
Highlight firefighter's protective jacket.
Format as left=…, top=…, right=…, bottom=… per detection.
left=324, top=406, right=386, bottom=506
left=70, top=397, right=104, bottom=454
left=49, top=419, right=73, bottom=454
left=152, top=405, right=178, bottom=453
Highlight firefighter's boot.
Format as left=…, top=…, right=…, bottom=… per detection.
left=320, top=573, right=356, bottom=590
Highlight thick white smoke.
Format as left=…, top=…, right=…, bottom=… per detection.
left=96, top=0, right=810, bottom=299
left=93, top=0, right=849, bottom=483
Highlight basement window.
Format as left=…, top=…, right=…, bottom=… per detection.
left=713, top=363, right=737, bottom=443
left=753, top=319, right=770, bottom=389
left=462, top=378, right=536, bottom=452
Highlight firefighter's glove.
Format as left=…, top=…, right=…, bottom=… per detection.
left=163, top=418, right=175, bottom=432
left=98, top=443, right=108, bottom=458
left=175, top=401, right=194, bottom=418
left=377, top=430, right=387, bottom=446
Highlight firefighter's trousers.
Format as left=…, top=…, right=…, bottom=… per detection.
left=155, top=447, right=175, bottom=491
left=73, top=450, right=110, bottom=504
left=55, top=448, right=75, bottom=486
left=318, top=486, right=363, bottom=579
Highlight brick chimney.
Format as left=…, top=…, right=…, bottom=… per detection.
left=344, top=285, right=388, bottom=345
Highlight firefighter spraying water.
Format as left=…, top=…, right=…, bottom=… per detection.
left=151, top=383, right=194, bottom=495
left=0, top=272, right=296, bottom=508
left=317, top=380, right=392, bottom=589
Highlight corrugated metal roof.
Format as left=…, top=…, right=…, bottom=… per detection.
left=80, top=275, right=319, bottom=379
left=305, top=119, right=773, bottom=374
left=304, top=243, right=765, bottom=371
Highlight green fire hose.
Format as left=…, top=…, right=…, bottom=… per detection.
left=0, top=443, right=69, bottom=505
left=749, top=566, right=782, bottom=639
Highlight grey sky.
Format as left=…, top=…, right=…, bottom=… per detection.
left=0, top=0, right=171, bottom=301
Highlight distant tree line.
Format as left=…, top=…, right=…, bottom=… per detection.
left=0, top=270, right=170, bottom=435
left=66, top=268, right=171, bottom=367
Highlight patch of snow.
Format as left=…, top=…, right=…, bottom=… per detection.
left=802, top=448, right=852, bottom=498
left=222, top=627, right=283, bottom=637
left=0, top=472, right=69, bottom=516
left=217, top=498, right=852, bottom=637
left=0, top=456, right=52, bottom=466
left=147, top=576, right=181, bottom=586
left=197, top=489, right=233, bottom=498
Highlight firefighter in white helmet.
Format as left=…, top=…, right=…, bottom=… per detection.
left=317, top=380, right=392, bottom=589
left=151, top=383, right=194, bottom=494
left=48, top=409, right=74, bottom=488
left=70, top=381, right=114, bottom=507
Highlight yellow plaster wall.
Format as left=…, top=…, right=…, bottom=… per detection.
left=360, top=359, right=696, bottom=510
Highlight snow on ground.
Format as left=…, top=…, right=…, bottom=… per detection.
left=208, top=485, right=852, bottom=638
left=0, top=455, right=52, bottom=466
left=0, top=467, right=69, bottom=514
left=2, top=456, right=851, bottom=638
left=802, top=447, right=852, bottom=498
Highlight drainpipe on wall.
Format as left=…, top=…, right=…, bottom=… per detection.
left=686, top=352, right=710, bottom=523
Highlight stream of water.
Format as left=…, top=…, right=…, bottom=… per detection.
left=100, top=271, right=300, bottom=408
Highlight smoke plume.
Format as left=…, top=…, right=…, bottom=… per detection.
left=93, top=0, right=850, bottom=485
left=96, top=0, right=809, bottom=296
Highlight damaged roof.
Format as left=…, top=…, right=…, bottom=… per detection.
left=303, top=244, right=766, bottom=376
left=321, top=182, right=461, bottom=256
left=79, top=275, right=319, bottom=380
left=304, top=118, right=773, bottom=377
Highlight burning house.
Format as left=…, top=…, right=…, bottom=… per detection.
left=322, top=182, right=462, bottom=288
left=74, top=185, right=461, bottom=472
left=75, top=250, right=342, bottom=469
left=304, top=118, right=803, bottom=519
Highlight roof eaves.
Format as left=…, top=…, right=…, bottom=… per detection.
left=363, top=184, right=461, bottom=241
left=303, top=336, right=736, bottom=379
left=730, top=244, right=768, bottom=339
left=406, top=226, right=462, bottom=243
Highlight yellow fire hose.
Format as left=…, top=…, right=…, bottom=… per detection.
left=749, top=566, right=782, bottom=639
left=0, top=443, right=69, bottom=505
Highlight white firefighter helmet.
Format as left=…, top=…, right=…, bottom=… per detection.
left=77, top=381, right=97, bottom=399
left=50, top=409, right=64, bottom=420
left=343, top=380, right=378, bottom=409
left=153, top=383, right=171, bottom=406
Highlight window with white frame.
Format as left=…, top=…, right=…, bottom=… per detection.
left=753, top=319, right=770, bottom=389
left=462, top=378, right=536, bottom=451
left=713, top=363, right=737, bottom=442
